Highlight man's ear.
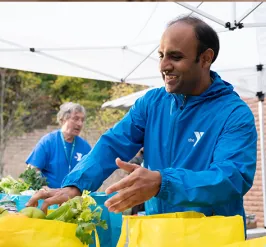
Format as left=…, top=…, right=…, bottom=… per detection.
left=200, top=48, right=214, bottom=68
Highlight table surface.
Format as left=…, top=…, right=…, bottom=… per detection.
left=247, top=228, right=266, bottom=239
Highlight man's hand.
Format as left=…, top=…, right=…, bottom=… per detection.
left=26, top=186, right=81, bottom=214
left=104, top=158, right=161, bottom=213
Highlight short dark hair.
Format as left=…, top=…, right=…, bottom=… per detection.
left=167, top=15, right=220, bottom=64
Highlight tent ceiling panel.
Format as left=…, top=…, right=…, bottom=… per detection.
left=0, top=2, right=265, bottom=96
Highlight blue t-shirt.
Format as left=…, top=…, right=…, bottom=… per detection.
left=26, top=129, right=91, bottom=188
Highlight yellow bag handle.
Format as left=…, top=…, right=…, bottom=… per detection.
left=94, top=229, right=100, bottom=247
left=116, top=211, right=205, bottom=246
left=116, top=218, right=128, bottom=247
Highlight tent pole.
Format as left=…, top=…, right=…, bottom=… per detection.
left=237, top=2, right=263, bottom=23
left=256, top=64, right=266, bottom=227
left=243, top=23, right=266, bottom=28
left=231, top=2, right=236, bottom=24
left=257, top=92, right=266, bottom=228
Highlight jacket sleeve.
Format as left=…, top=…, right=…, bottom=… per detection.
left=156, top=105, right=257, bottom=207
left=61, top=93, right=149, bottom=192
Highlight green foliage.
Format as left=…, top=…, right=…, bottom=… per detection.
left=15, top=71, right=55, bottom=131
left=46, top=190, right=107, bottom=245
left=0, top=175, right=29, bottom=194
left=88, top=82, right=148, bottom=132
left=0, top=69, right=53, bottom=138
left=19, top=167, right=48, bottom=190
left=49, top=76, right=113, bottom=121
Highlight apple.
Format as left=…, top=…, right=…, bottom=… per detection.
left=0, top=207, right=9, bottom=217
left=20, top=207, right=46, bottom=219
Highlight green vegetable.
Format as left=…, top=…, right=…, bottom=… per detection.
left=0, top=176, right=29, bottom=194
left=7, top=188, right=21, bottom=195
left=45, top=204, right=73, bottom=221
left=19, top=167, right=47, bottom=190
left=46, top=190, right=107, bottom=245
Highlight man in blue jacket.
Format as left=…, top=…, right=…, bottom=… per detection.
left=27, top=16, right=257, bottom=227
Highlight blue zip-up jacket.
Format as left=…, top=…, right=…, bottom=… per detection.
left=62, top=71, right=257, bottom=226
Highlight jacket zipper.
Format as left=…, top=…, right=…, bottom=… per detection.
left=162, top=95, right=187, bottom=214
left=169, top=95, right=187, bottom=166
left=180, top=95, right=187, bottom=110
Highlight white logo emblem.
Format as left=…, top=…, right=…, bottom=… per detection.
left=75, top=152, right=83, bottom=161
left=193, top=132, right=204, bottom=147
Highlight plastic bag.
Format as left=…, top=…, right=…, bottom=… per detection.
left=0, top=192, right=123, bottom=247
left=0, top=215, right=94, bottom=247
left=117, top=211, right=245, bottom=247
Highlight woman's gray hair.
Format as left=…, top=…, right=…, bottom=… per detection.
left=57, top=102, right=86, bottom=125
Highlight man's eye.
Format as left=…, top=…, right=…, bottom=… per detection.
left=172, top=56, right=182, bottom=61
left=158, top=54, right=163, bottom=59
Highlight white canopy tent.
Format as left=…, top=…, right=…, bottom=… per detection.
left=0, top=2, right=266, bottom=226
left=102, top=87, right=154, bottom=109
left=0, top=2, right=265, bottom=95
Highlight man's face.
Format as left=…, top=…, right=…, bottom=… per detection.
left=158, top=22, right=203, bottom=95
left=62, top=111, right=85, bottom=136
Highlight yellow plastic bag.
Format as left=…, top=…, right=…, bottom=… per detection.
left=117, top=211, right=245, bottom=247
left=0, top=215, right=99, bottom=247
left=223, top=237, right=266, bottom=247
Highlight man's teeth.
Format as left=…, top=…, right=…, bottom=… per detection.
left=166, top=75, right=176, bottom=79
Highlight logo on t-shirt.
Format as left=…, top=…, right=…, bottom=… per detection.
left=75, top=152, right=83, bottom=161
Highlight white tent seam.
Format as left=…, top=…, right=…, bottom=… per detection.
left=123, top=44, right=159, bottom=81
left=37, top=51, right=121, bottom=81
left=176, top=2, right=226, bottom=27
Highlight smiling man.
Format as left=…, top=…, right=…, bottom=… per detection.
left=25, top=102, right=91, bottom=188
left=27, top=16, right=257, bottom=233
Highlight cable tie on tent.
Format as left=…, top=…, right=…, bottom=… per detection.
left=256, top=65, right=264, bottom=101
left=257, top=64, right=263, bottom=71
left=256, top=92, right=265, bottom=102
left=225, top=22, right=236, bottom=31
left=237, top=22, right=244, bottom=29
left=29, top=48, right=35, bottom=52
left=225, top=21, right=244, bottom=31
left=122, top=46, right=128, bottom=50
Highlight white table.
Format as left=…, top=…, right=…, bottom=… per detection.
left=247, top=228, right=266, bottom=239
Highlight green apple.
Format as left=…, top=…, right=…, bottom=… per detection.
left=20, top=207, right=46, bottom=219
left=0, top=207, right=9, bottom=217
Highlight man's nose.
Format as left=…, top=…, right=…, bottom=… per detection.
left=159, top=57, right=172, bottom=73
left=77, top=119, right=84, bottom=126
